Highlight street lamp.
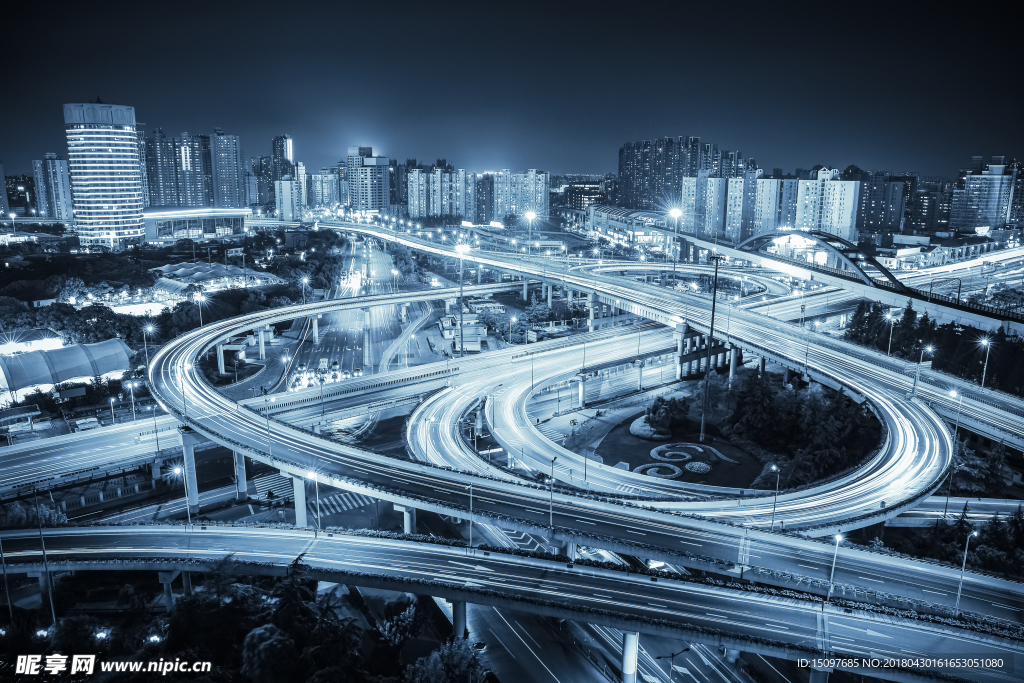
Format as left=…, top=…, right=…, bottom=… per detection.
left=769, top=464, right=780, bottom=531
left=979, top=338, right=992, bottom=389
left=669, top=207, right=682, bottom=281
left=699, top=255, right=726, bottom=442
left=195, top=293, right=206, bottom=327
left=143, top=324, right=154, bottom=369
left=525, top=211, right=537, bottom=259
left=911, top=345, right=933, bottom=398
left=510, top=317, right=516, bottom=344
left=656, top=647, right=691, bottom=682
left=301, top=277, right=309, bottom=304
left=826, top=533, right=842, bottom=606
left=885, top=314, right=896, bottom=356
left=109, top=397, right=116, bottom=425
left=954, top=531, right=979, bottom=615
left=455, top=244, right=470, bottom=358
left=127, top=382, right=137, bottom=422
left=306, top=470, right=320, bottom=529
left=172, top=466, right=192, bottom=525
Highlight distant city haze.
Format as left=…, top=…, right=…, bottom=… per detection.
left=1, top=3, right=1017, bottom=177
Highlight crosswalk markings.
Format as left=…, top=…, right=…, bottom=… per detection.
left=309, top=491, right=376, bottom=516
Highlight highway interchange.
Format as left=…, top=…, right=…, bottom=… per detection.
left=2, top=220, right=1024, bottom=681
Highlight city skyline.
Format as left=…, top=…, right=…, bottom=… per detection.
left=1, top=3, right=1018, bottom=179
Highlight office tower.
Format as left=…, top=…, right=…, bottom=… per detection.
left=63, top=102, right=145, bottom=249
left=252, top=156, right=274, bottom=205
left=31, top=153, right=73, bottom=221
left=950, top=163, right=1016, bottom=230
left=174, top=133, right=209, bottom=207
left=347, top=147, right=390, bottom=212
left=565, top=182, right=604, bottom=211
left=211, top=129, right=246, bottom=208
left=475, top=174, right=494, bottom=224
left=272, top=135, right=293, bottom=181
left=795, top=168, right=860, bottom=241
left=145, top=128, right=177, bottom=206
left=136, top=131, right=149, bottom=208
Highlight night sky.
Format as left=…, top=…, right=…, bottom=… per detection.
left=3, top=2, right=1019, bottom=178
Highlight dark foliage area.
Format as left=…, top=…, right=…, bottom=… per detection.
left=845, top=299, right=1024, bottom=396
left=878, top=504, right=1024, bottom=582
left=644, top=395, right=691, bottom=434
left=726, top=373, right=881, bottom=487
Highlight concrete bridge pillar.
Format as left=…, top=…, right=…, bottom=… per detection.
left=783, top=368, right=792, bottom=384
left=152, top=459, right=163, bottom=484
left=312, top=315, right=320, bottom=344
left=258, top=328, right=266, bottom=360
left=477, top=267, right=482, bottom=284
left=522, top=278, right=528, bottom=301
left=452, top=600, right=467, bottom=640
left=177, top=427, right=201, bottom=513
left=577, top=376, right=587, bottom=408
left=723, top=648, right=739, bottom=663
left=183, top=571, right=193, bottom=596
left=621, top=631, right=639, bottom=683
left=158, top=570, right=179, bottom=611
left=216, top=343, right=226, bottom=375
left=362, top=308, right=372, bottom=369
left=292, top=477, right=308, bottom=527
left=547, top=282, right=553, bottom=307
left=729, top=345, right=738, bottom=382
left=589, top=295, right=598, bottom=331
left=673, top=323, right=688, bottom=380
left=760, top=356, right=766, bottom=376
left=233, top=451, right=248, bottom=501
left=394, top=504, right=417, bottom=534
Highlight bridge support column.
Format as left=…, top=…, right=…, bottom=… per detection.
left=312, top=316, right=319, bottom=344
left=759, top=356, right=766, bottom=376
left=729, top=346, right=738, bottom=382
left=808, top=667, right=831, bottom=683
left=477, top=267, right=481, bottom=284
left=158, top=570, right=179, bottom=611
left=588, top=294, right=599, bottom=331
left=233, top=451, right=248, bottom=501
left=577, top=376, right=586, bottom=408
left=783, top=368, right=792, bottom=384
left=183, top=571, right=193, bottom=596
left=673, top=323, right=688, bottom=380
left=547, top=283, right=553, bottom=307
left=258, top=328, right=266, bottom=360
left=523, top=278, right=528, bottom=301
left=292, top=477, right=308, bottom=527
left=723, top=648, right=739, bottom=664
left=152, top=459, right=162, bottom=484
left=452, top=600, right=467, bottom=639
left=394, top=504, right=417, bottom=534
left=177, top=428, right=201, bottom=513
left=217, top=343, right=226, bottom=375
left=621, top=631, right=639, bottom=683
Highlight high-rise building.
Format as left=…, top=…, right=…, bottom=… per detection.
left=211, top=129, right=245, bottom=208
left=174, top=133, right=209, bottom=207
left=565, top=183, right=604, bottom=211
left=795, top=168, right=860, bottom=241
left=31, top=153, right=73, bottom=221
left=272, top=135, right=293, bottom=181
left=475, top=174, right=494, bottom=224
left=275, top=177, right=304, bottom=220
left=347, top=147, right=390, bottom=212
left=950, top=164, right=1016, bottom=230
left=252, top=156, right=274, bottom=206
left=493, top=170, right=514, bottom=220
left=136, top=131, right=149, bottom=208
left=853, top=172, right=905, bottom=232
left=698, top=175, right=728, bottom=239
left=245, top=173, right=259, bottom=207
left=145, top=128, right=178, bottom=207
left=0, top=163, right=9, bottom=217
left=63, top=102, right=145, bottom=249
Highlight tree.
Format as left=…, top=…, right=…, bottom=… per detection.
left=645, top=396, right=691, bottom=434
left=241, top=623, right=299, bottom=683
left=405, top=638, right=484, bottom=683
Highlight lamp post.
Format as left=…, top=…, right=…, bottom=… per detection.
left=979, top=338, right=992, bottom=389
left=509, top=317, right=516, bottom=344
left=172, top=466, right=192, bottom=525
left=128, top=382, right=137, bottom=422
left=143, top=324, right=154, bottom=368
left=525, top=211, right=537, bottom=259
left=669, top=208, right=682, bottom=282
left=825, top=533, right=842, bottom=607
left=261, top=388, right=275, bottom=458
left=548, top=456, right=557, bottom=533
left=302, top=277, right=309, bottom=304
left=656, top=647, right=690, bottom=682
left=195, top=293, right=206, bottom=327
left=885, top=314, right=896, bottom=356
left=455, top=244, right=470, bottom=358
left=109, top=397, right=116, bottom=425
left=769, top=464, right=780, bottom=531
left=306, top=470, right=321, bottom=529
left=699, top=254, right=726, bottom=442
left=32, top=488, right=57, bottom=627
left=954, top=531, right=979, bottom=616
left=911, top=345, right=933, bottom=398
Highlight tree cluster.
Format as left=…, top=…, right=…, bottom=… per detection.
left=845, top=300, right=1024, bottom=396
left=727, top=373, right=881, bottom=487
left=644, top=396, right=691, bottom=434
